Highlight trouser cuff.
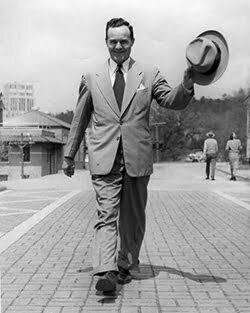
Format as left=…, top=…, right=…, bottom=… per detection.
left=93, top=263, right=118, bottom=276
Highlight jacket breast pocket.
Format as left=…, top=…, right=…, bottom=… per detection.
left=136, top=87, right=148, bottom=96
left=134, top=87, right=149, bottom=105
left=134, top=86, right=149, bottom=108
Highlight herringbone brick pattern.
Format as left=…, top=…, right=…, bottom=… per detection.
left=1, top=189, right=249, bottom=313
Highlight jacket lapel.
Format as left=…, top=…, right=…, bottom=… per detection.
left=95, top=59, right=143, bottom=118
left=95, top=61, right=120, bottom=118
left=121, top=59, right=143, bottom=116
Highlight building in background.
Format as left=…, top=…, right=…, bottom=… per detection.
left=0, top=110, right=86, bottom=180
left=244, top=95, right=250, bottom=161
left=3, top=82, right=35, bottom=119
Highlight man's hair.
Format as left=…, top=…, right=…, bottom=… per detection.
left=105, top=17, right=134, bottom=41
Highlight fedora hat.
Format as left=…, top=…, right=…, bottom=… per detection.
left=206, top=131, right=215, bottom=138
left=186, top=30, right=229, bottom=85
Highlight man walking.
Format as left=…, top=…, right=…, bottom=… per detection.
left=63, top=17, right=194, bottom=292
left=203, top=131, right=218, bottom=180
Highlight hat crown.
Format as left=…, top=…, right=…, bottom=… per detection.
left=186, top=37, right=218, bottom=73
left=206, top=131, right=215, bottom=137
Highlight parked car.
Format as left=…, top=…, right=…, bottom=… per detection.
left=185, top=151, right=205, bottom=162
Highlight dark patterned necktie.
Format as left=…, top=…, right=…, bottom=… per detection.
left=113, top=64, right=125, bottom=110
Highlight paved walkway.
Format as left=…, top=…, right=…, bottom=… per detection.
left=0, top=163, right=250, bottom=313
left=0, top=190, right=76, bottom=238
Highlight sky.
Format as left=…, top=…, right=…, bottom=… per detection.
left=0, top=0, right=249, bottom=113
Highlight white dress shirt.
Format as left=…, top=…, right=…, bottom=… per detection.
left=108, top=57, right=193, bottom=94
left=108, top=57, right=130, bottom=86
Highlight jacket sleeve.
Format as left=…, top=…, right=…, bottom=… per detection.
left=225, top=141, right=230, bottom=151
left=215, top=140, right=218, bottom=153
left=64, top=75, right=93, bottom=159
left=152, top=67, right=194, bottom=110
left=238, top=140, right=242, bottom=151
left=203, top=140, right=207, bottom=154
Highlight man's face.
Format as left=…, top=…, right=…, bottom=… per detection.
left=106, top=25, right=134, bottom=65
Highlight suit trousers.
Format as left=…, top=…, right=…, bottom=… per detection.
left=206, top=154, right=216, bottom=178
left=91, top=148, right=150, bottom=275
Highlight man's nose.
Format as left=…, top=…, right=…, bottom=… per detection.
left=115, top=42, right=122, bottom=49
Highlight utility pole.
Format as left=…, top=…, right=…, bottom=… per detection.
left=243, top=94, right=250, bottom=162
left=20, top=133, right=25, bottom=179
left=13, top=132, right=33, bottom=179
left=246, top=97, right=250, bottom=162
left=151, top=122, right=166, bottom=163
left=0, top=92, right=4, bottom=127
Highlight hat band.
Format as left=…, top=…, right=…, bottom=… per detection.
left=202, top=41, right=221, bottom=75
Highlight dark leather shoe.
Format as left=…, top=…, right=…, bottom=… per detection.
left=95, top=271, right=117, bottom=292
left=117, top=266, right=132, bottom=284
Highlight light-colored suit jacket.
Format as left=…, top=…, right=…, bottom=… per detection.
left=64, top=58, right=194, bottom=177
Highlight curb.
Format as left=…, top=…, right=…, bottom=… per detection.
left=0, top=189, right=81, bottom=255
left=216, top=168, right=250, bottom=181
left=215, top=190, right=250, bottom=211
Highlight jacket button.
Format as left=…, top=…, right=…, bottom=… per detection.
left=120, top=121, right=123, bottom=125
left=116, top=137, right=120, bottom=141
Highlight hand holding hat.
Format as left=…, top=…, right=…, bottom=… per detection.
left=183, top=66, right=194, bottom=90
left=186, top=30, right=229, bottom=85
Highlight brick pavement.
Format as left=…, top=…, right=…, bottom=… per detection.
left=1, top=184, right=250, bottom=313
left=0, top=190, right=75, bottom=236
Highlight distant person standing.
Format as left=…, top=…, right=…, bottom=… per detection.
left=225, top=132, right=242, bottom=181
left=203, top=131, right=218, bottom=180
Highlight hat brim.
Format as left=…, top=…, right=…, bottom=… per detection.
left=187, top=30, right=229, bottom=86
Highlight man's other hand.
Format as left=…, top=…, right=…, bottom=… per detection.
left=183, top=66, right=194, bottom=90
left=62, top=157, right=75, bottom=177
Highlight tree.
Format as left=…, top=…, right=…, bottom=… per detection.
left=150, top=87, right=248, bottom=161
left=54, top=110, right=74, bottom=124
left=54, top=87, right=249, bottom=162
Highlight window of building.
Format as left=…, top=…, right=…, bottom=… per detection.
left=0, top=175, right=8, bottom=181
left=27, top=98, right=34, bottom=111
left=23, top=146, right=30, bottom=162
left=10, top=98, right=18, bottom=111
left=19, top=98, right=25, bottom=111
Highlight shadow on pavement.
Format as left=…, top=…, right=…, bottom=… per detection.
left=134, top=264, right=227, bottom=283
left=77, top=264, right=227, bottom=284
left=77, top=264, right=226, bottom=304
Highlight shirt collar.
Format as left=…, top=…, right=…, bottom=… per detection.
left=109, top=57, right=130, bottom=74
